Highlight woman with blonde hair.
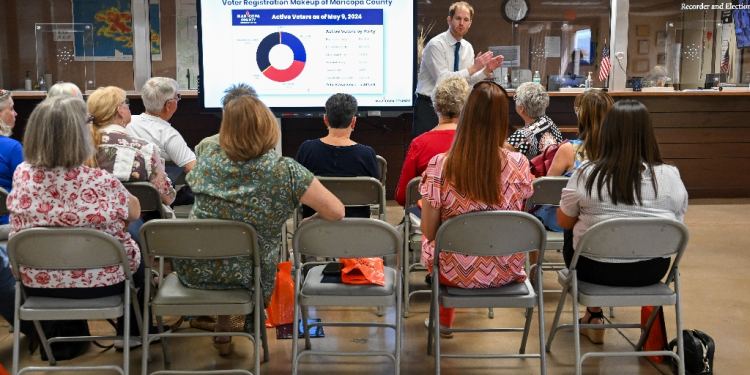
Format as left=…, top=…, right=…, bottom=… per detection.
left=86, top=86, right=175, bottom=206
left=173, top=96, right=344, bottom=355
left=420, top=81, right=533, bottom=335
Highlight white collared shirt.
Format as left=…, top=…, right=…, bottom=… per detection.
left=415, top=31, right=487, bottom=96
left=126, top=113, right=196, bottom=167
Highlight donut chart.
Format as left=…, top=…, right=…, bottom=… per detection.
left=256, top=32, right=307, bottom=82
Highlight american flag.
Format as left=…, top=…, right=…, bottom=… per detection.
left=720, top=49, right=730, bottom=74
left=598, top=43, right=611, bottom=82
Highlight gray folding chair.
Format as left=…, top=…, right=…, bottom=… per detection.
left=9, top=227, right=142, bottom=375
left=0, top=187, right=8, bottom=333
left=545, top=218, right=689, bottom=375
left=291, top=218, right=402, bottom=375
left=318, top=176, right=386, bottom=221
left=376, top=155, right=387, bottom=187
left=139, top=219, right=269, bottom=375
left=427, top=211, right=547, bottom=375
left=525, top=177, right=568, bottom=290
left=402, top=177, right=428, bottom=318
left=123, top=181, right=168, bottom=219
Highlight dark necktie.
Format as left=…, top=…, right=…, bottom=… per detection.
left=454, top=42, right=461, bottom=72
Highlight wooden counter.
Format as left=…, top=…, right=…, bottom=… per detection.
left=9, top=90, right=750, bottom=199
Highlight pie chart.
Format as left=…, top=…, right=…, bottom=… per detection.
left=256, top=31, right=307, bottom=82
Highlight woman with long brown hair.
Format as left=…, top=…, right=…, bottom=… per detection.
left=419, top=81, right=533, bottom=335
left=557, top=99, right=688, bottom=344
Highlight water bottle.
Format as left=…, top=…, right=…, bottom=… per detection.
left=585, top=72, right=593, bottom=89
left=24, top=71, right=32, bottom=91
left=38, top=76, right=47, bottom=92
left=533, top=71, right=541, bottom=83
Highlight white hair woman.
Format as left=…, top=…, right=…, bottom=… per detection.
left=504, top=82, right=563, bottom=159
left=126, top=77, right=197, bottom=173
left=47, top=82, right=84, bottom=100
left=0, top=89, right=21, bottom=240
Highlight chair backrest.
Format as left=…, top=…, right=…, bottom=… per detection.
left=0, top=187, right=8, bottom=215
left=317, top=176, right=385, bottom=217
left=573, top=218, right=689, bottom=262
left=434, top=211, right=547, bottom=259
left=123, top=182, right=166, bottom=218
left=404, top=177, right=421, bottom=209
left=7, top=227, right=132, bottom=280
left=139, top=219, right=261, bottom=265
left=525, top=176, right=569, bottom=209
left=376, top=155, right=387, bottom=186
left=292, top=218, right=401, bottom=261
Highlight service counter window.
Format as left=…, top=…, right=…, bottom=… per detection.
left=628, top=0, right=750, bottom=90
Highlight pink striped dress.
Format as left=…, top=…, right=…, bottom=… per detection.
left=419, top=150, right=533, bottom=288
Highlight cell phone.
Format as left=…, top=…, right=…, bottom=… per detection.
left=322, top=262, right=342, bottom=275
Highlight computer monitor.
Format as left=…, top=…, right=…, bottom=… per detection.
left=704, top=73, right=727, bottom=89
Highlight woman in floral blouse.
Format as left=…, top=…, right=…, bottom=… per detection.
left=86, top=86, right=175, bottom=206
left=7, top=96, right=143, bottom=337
left=173, top=95, right=344, bottom=355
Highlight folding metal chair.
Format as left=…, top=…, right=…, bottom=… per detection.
left=376, top=155, right=387, bottom=187
left=525, top=176, right=568, bottom=289
left=427, top=211, right=547, bottom=375
left=291, top=218, right=402, bottom=375
left=9, top=227, right=142, bottom=375
left=139, top=219, right=269, bottom=375
left=545, top=218, right=689, bottom=375
left=402, top=177, right=427, bottom=318
left=123, top=181, right=168, bottom=219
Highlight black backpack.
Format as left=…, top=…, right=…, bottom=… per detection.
left=669, top=329, right=715, bottom=375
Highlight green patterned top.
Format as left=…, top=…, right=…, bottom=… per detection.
left=172, top=144, right=313, bottom=302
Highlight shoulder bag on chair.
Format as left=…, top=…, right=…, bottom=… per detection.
left=529, top=140, right=568, bottom=178
left=669, top=329, right=715, bottom=375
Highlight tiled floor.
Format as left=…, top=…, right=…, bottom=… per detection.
left=0, top=199, right=745, bottom=374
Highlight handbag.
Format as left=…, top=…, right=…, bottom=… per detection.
left=32, top=320, right=91, bottom=361
left=641, top=306, right=668, bottom=362
left=341, top=258, right=386, bottom=286
left=529, top=140, right=568, bottom=178
left=669, top=329, right=715, bottom=374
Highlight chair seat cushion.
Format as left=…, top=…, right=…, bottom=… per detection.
left=557, top=269, right=675, bottom=296
left=152, top=273, right=253, bottom=306
left=303, top=265, right=396, bottom=296
left=445, top=281, right=529, bottom=296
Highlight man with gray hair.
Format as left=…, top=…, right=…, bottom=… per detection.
left=194, top=83, right=259, bottom=157
left=126, top=77, right=197, bottom=173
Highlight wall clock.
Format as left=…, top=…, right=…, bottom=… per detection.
left=502, top=0, right=530, bottom=23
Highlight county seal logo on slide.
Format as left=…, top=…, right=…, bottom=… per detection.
left=256, top=31, right=307, bottom=82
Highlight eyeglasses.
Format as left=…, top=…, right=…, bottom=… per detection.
left=121, top=98, right=130, bottom=106
left=164, top=93, right=181, bottom=106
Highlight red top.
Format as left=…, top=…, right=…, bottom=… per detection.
left=395, top=129, right=456, bottom=206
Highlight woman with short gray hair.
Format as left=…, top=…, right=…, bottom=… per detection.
left=126, top=77, right=197, bottom=174
left=47, top=82, right=84, bottom=100
left=504, top=82, right=562, bottom=159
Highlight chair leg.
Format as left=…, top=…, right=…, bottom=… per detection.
left=377, top=306, right=385, bottom=316
left=635, top=306, right=661, bottom=350
left=403, top=224, right=410, bottom=318
left=261, top=324, right=270, bottom=362
left=571, top=282, right=582, bottom=375
left=519, top=307, right=533, bottom=354
left=545, top=281, right=570, bottom=352
left=609, top=306, right=616, bottom=318
left=292, top=297, right=300, bottom=375
left=488, top=307, right=494, bottom=319
left=426, top=299, right=434, bottom=356
left=674, top=271, right=685, bottom=375
left=12, top=287, right=22, bottom=375
left=536, top=274, right=548, bottom=375
left=395, top=273, right=403, bottom=375
left=32, top=320, right=56, bottom=366
left=157, top=315, right=170, bottom=364
left=301, top=307, right=312, bottom=350
left=433, top=296, right=441, bottom=375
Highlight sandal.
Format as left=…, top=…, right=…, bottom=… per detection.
left=579, top=308, right=605, bottom=345
left=213, top=322, right=232, bottom=356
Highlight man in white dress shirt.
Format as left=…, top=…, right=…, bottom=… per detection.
left=126, top=77, right=197, bottom=173
left=413, top=1, right=504, bottom=138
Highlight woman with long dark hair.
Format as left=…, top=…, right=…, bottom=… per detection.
left=557, top=99, right=688, bottom=344
left=420, top=81, right=533, bottom=336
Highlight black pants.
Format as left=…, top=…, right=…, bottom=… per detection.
left=562, top=229, right=671, bottom=287
left=412, top=94, right=439, bottom=139
left=25, top=261, right=153, bottom=335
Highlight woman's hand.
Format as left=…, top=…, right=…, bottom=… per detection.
left=127, top=193, right=141, bottom=222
